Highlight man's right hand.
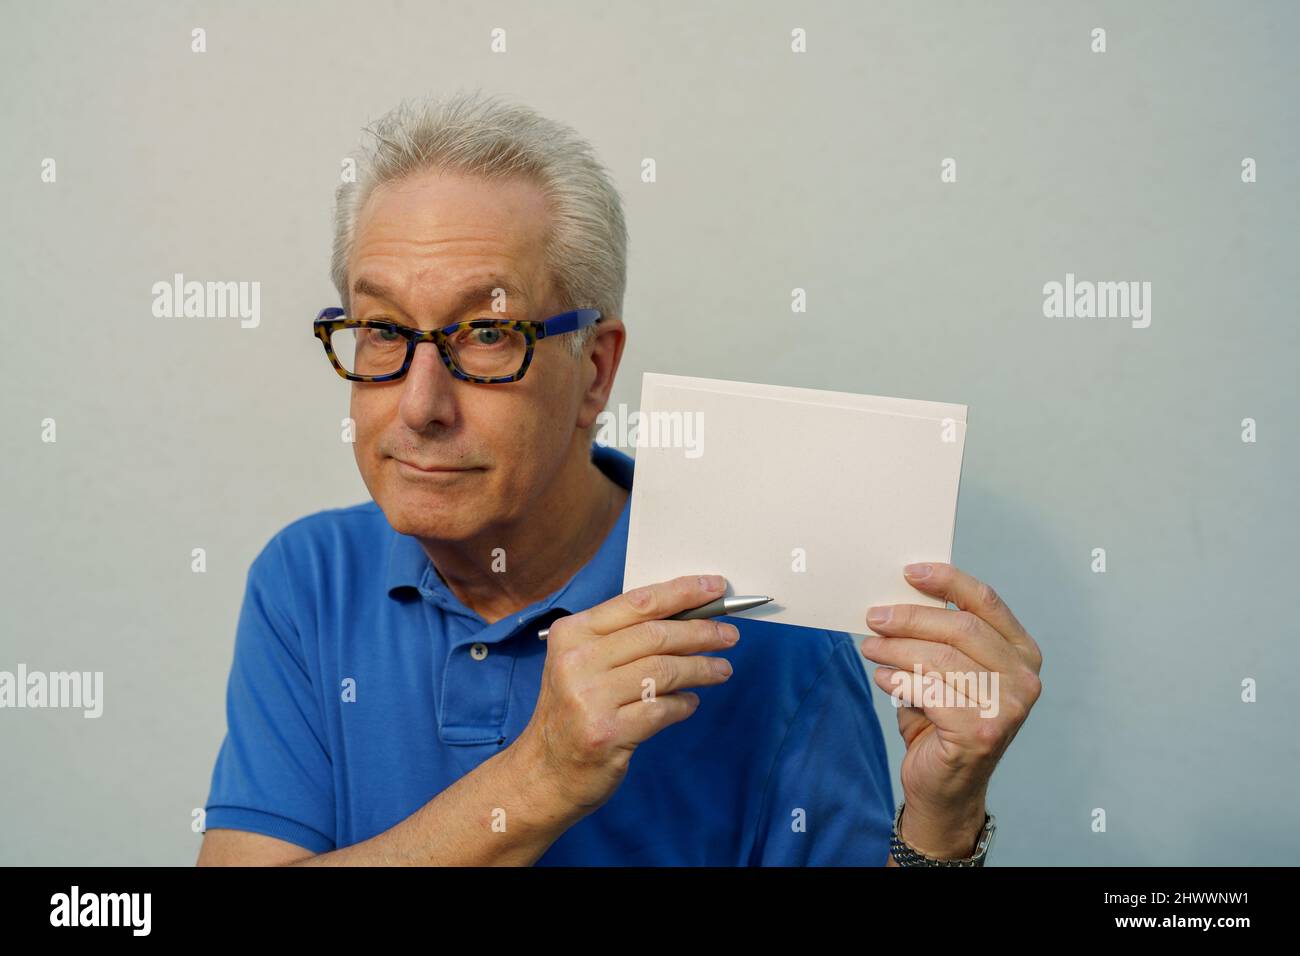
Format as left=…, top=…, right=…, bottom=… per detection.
left=515, top=573, right=739, bottom=819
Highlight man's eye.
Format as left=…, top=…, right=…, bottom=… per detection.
left=455, top=325, right=523, bottom=348
left=356, top=325, right=404, bottom=346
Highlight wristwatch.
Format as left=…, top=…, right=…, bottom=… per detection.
left=889, top=800, right=996, bottom=867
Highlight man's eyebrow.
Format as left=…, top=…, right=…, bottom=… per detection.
left=351, top=276, right=530, bottom=319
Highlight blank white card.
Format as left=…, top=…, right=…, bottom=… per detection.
left=620, top=373, right=968, bottom=636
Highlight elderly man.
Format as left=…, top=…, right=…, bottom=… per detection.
left=198, top=91, right=1041, bottom=866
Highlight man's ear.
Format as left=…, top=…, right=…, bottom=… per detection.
left=577, top=318, right=626, bottom=432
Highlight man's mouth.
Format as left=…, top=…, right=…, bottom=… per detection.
left=393, top=458, right=481, bottom=474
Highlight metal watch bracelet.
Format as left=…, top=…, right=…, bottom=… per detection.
left=888, top=800, right=996, bottom=867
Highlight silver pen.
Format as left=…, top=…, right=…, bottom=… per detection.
left=537, top=594, right=773, bottom=639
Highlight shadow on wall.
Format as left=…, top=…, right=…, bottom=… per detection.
left=945, top=474, right=1099, bottom=866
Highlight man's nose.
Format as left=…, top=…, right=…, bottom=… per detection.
left=397, top=341, right=460, bottom=430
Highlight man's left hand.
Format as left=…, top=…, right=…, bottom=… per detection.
left=860, top=562, right=1043, bottom=859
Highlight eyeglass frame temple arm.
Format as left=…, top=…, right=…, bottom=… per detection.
left=536, top=309, right=602, bottom=338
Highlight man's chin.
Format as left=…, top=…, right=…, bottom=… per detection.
left=377, top=491, right=482, bottom=541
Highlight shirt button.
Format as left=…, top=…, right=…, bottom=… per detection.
left=469, top=642, right=489, bottom=661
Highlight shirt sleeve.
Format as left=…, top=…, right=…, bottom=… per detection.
left=749, top=636, right=896, bottom=866
left=203, top=534, right=336, bottom=854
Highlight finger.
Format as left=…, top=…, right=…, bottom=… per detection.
left=892, top=699, right=930, bottom=741
left=879, top=684, right=940, bottom=749
left=604, top=652, right=734, bottom=707
left=568, top=574, right=728, bottom=639
left=870, top=665, right=988, bottom=736
left=596, top=617, right=739, bottom=670
left=902, top=563, right=1039, bottom=660
left=862, top=637, right=1026, bottom=722
left=872, top=663, right=979, bottom=709
left=859, top=632, right=984, bottom=688
left=865, top=603, right=1020, bottom=673
left=616, top=690, right=701, bottom=745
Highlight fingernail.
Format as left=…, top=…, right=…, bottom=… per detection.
left=700, top=575, right=726, bottom=592
left=716, top=621, right=740, bottom=643
left=713, top=658, right=733, bottom=677
left=867, top=606, right=892, bottom=626
left=904, top=563, right=932, bottom=580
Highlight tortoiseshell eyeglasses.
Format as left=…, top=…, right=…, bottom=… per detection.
left=313, top=308, right=602, bottom=384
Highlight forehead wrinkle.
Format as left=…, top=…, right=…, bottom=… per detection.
left=351, top=274, right=532, bottom=323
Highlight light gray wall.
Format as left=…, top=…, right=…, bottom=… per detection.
left=2, top=0, right=1296, bottom=865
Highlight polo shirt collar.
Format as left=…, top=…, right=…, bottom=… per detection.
left=385, top=443, right=634, bottom=621
left=386, top=524, right=435, bottom=599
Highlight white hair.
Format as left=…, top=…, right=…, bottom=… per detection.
left=331, top=88, right=627, bottom=358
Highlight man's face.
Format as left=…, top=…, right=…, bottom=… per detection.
left=346, top=169, right=596, bottom=541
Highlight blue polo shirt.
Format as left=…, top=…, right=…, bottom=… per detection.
left=204, top=442, right=895, bottom=865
